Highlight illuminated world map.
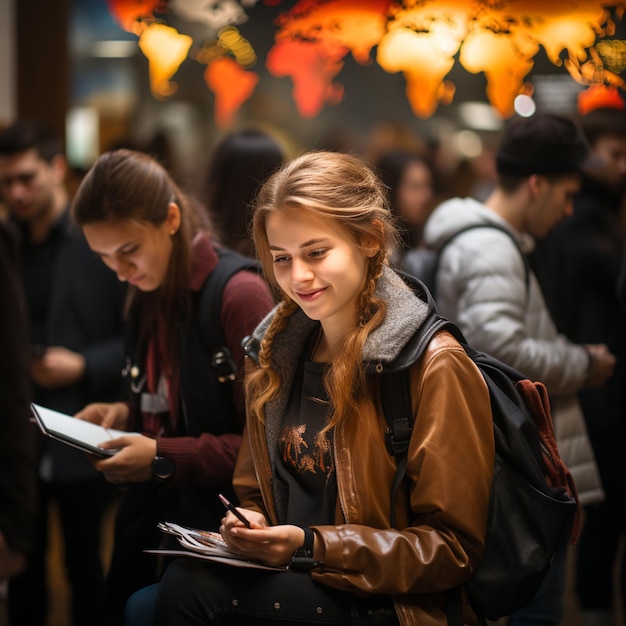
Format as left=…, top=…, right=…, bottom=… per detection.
left=105, top=0, right=626, bottom=126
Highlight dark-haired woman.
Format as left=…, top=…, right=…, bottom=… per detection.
left=72, top=149, right=274, bottom=625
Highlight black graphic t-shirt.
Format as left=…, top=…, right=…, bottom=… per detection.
left=276, top=358, right=338, bottom=527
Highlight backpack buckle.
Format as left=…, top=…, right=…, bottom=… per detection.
left=385, top=426, right=410, bottom=457
left=211, top=347, right=237, bottom=383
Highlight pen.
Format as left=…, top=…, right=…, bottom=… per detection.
left=218, top=493, right=252, bottom=528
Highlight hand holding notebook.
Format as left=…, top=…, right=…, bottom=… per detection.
left=31, top=403, right=139, bottom=457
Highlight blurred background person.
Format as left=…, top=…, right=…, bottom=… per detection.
left=0, top=120, right=127, bottom=626
left=203, top=128, right=287, bottom=258
left=0, top=218, right=37, bottom=584
left=424, top=113, right=612, bottom=626
left=375, top=147, right=436, bottom=277
left=530, top=106, right=626, bottom=626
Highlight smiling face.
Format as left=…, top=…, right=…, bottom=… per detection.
left=266, top=208, right=372, bottom=337
left=82, top=203, right=180, bottom=292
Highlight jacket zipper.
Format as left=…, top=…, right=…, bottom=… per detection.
left=332, top=428, right=349, bottom=524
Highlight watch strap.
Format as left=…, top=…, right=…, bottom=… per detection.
left=289, top=527, right=321, bottom=572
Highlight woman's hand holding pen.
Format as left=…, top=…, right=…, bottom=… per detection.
left=220, top=510, right=307, bottom=568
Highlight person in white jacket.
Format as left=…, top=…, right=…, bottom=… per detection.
left=424, top=113, right=615, bottom=626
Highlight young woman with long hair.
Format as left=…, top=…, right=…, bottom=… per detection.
left=143, top=150, right=494, bottom=626
left=71, top=149, right=274, bottom=625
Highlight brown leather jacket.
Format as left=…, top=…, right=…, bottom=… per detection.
left=234, top=269, right=494, bottom=626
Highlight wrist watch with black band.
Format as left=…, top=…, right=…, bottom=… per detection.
left=289, top=527, right=321, bottom=572
left=152, top=455, right=175, bottom=483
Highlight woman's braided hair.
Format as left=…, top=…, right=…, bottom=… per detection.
left=247, top=151, right=399, bottom=433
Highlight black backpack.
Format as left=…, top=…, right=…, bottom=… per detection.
left=197, top=247, right=262, bottom=385
left=124, top=246, right=261, bottom=436
left=381, top=274, right=580, bottom=624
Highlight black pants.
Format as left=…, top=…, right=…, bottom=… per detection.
left=8, top=479, right=110, bottom=626
left=154, top=558, right=400, bottom=626
left=576, top=501, right=626, bottom=611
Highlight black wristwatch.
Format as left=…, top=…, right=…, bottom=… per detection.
left=152, top=456, right=175, bottom=483
left=289, top=527, right=321, bottom=572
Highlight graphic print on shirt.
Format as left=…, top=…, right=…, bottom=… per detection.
left=279, top=423, right=334, bottom=481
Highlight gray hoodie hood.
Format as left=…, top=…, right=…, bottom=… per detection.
left=244, top=266, right=430, bottom=373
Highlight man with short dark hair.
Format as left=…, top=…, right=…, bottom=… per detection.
left=530, top=107, right=626, bottom=626
left=0, top=120, right=126, bottom=626
left=424, top=113, right=615, bottom=626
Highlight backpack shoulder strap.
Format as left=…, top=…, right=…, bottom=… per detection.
left=379, top=275, right=475, bottom=626
left=381, top=368, right=413, bottom=459
left=198, top=247, right=261, bottom=382
left=380, top=275, right=454, bottom=528
left=380, top=274, right=453, bottom=459
left=380, top=368, right=411, bottom=530
left=434, top=223, right=530, bottom=294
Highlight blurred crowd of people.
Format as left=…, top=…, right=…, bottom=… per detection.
left=0, top=106, right=624, bottom=626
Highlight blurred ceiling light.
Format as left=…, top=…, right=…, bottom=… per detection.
left=66, top=107, right=99, bottom=169
left=458, top=102, right=503, bottom=131
left=514, top=95, right=537, bottom=117
left=454, top=130, right=483, bottom=159
left=105, top=0, right=626, bottom=125
left=89, top=40, right=137, bottom=58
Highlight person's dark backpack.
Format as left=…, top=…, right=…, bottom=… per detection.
left=197, top=246, right=262, bottom=385
left=177, top=246, right=263, bottom=521
left=381, top=273, right=580, bottom=625
left=402, top=223, right=529, bottom=297
left=124, top=246, right=261, bottom=438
